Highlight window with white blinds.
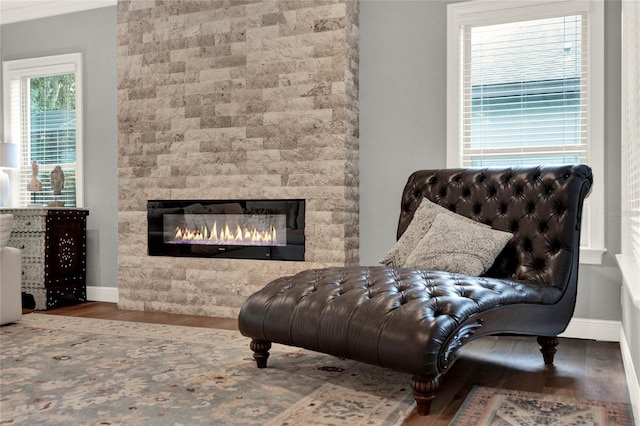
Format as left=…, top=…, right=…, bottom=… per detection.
left=462, top=15, right=587, bottom=167
left=622, top=0, right=640, bottom=267
left=2, top=53, right=83, bottom=208
left=447, top=0, right=605, bottom=264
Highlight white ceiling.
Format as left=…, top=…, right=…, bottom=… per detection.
left=0, top=0, right=116, bottom=25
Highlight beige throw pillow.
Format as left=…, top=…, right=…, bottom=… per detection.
left=379, top=199, right=487, bottom=268
left=403, top=213, right=513, bottom=276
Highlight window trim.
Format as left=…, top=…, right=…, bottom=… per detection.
left=446, top=0, right=606, bottom=265
left=2, top=53, right=84, bottom=208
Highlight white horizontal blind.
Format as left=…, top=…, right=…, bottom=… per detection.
left=30, top=74, right=77, bottom=207
left=461, top=14, right=588, bottom=167
left=623, top=0, right=640, bottom=265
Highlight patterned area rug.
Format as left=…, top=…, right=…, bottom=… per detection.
left=450, top=385, right=634, bottom=426
left=0, top=314, right=414, bottom=425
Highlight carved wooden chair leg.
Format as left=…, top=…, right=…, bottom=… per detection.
left=410, top=375, right=440, bottom=415
left=250, top=339, right=272, bottom=368
left=537, top=336, right=559, bottom=365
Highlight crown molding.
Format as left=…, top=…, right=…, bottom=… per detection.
left=1, top=1, right=116, bottom=25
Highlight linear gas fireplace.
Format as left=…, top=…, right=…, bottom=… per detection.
left=148, top=199, right=305, bottom=261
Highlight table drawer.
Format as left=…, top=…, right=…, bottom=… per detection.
left=8, top=234, right=45, bottom=259
left=21, top=263, right=45, bottom=284
left=12, top=214, right=46, bottom=232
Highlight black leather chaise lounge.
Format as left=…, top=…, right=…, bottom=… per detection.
left=238, top=165, right=593, bottom=415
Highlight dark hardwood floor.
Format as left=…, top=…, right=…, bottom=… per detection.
left=34, top=301, right=238, bottom=330
left=31, top=302, right=632, bottom=425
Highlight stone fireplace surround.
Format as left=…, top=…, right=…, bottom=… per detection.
left=117, top=0, right=359, bottom=318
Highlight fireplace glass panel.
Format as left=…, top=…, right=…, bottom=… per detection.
left=164, top=213, right=287, bottom=247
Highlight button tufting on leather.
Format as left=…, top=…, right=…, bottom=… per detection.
left=548, top=240, right=562, bottom=254
left=533, top=258, right=546, bottom=270
left=526, top=202, right=536, bottom=214
left=554, top=203, right=567, bottom=216
left=503, top=172, right=514, bottom=183
left=514, top=185, right=524, bottom=195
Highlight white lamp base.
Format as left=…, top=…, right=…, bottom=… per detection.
left=0, top=169, right=10, bottom=207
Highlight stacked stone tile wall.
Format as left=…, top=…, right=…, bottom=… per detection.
left=117, top=0, right=359, bottom=317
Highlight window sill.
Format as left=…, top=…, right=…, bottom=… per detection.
left=615, top=254, right=640, bottom=310
left=579, top=247, right=607, bottom=265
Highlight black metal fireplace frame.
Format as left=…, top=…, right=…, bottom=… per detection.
left=147, top=199, right=305, bottom=261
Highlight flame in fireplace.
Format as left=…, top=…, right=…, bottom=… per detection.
left=174, top=222, right=278, bottom=246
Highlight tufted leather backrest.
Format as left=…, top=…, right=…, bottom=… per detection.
left=397, top=165, right=593, bottom=289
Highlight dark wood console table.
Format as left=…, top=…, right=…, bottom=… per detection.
left=5, top=208, right=89, bottom=310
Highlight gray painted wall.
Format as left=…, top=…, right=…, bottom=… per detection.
left=0, top=1, right=624, bottom=322
left=359, top=0, right=623, bottom=322
left=574, top=0, right=622, bottom=321
left=1, top=7, right=118, bottom=289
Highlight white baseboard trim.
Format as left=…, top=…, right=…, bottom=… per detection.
left=560, top=317, right=621, bottom=342
left=620, top=330, right=640, bottom=426
left=86, top=286, right=119, bottom=304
